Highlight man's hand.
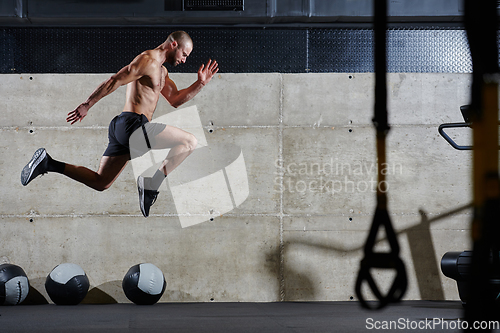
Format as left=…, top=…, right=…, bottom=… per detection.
left=66, top=103, right=90, bottom=124
left=161, top=59, right=219, bottom=108
left=198, top=59, right=219, bottom=86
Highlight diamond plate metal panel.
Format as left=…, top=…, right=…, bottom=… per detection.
left=0, top=30, right=16, bottom=73
left=386, top=29, right=471, bottom=73
left=0, top=27, right=485, bottom=74
left=308, top=29, right=375, bottom=73
left=0, top=28, right=306, bottom=74
left=185, top=29, right=306, bottom=73
left=308, top=28, right=473, bottom=73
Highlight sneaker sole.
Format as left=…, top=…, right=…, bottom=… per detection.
left=21, top=148, right=46, bottom=186
left=137, top=176, right=147, bottom=217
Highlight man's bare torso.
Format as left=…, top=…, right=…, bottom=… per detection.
left=123, top=50, right=167, bottom=121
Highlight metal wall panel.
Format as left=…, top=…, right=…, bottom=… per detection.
left=0, top=0, right=469, bottom=26
left=308, top=28, right=472, bottom=73
left=0, top=1, right=17, bottom=17
left=0, top=0, right=24, bottom=18
left=0, top=28, right=307, bottom=73
left=0, top=27, right=478, bottom=74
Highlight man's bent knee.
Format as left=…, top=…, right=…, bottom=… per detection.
left=185, top=133, right=198, bottom=151
left=94, top=182, right=112, bottom=192
left=92, top=176, right=116, bottom=192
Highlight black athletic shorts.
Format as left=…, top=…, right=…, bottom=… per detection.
left=103, top=112, right=166, bottom=158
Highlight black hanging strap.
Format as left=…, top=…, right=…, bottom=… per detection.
left=355, top=0, right=407, bottom=310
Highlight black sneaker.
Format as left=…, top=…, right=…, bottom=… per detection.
left=21, top=148, right=49, bottom=186
left=137, top=176, right=159, bottom=217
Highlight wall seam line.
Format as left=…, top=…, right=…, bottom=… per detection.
left=278, top=73, right=285, bottom=302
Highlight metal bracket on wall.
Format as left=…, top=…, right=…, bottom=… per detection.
left=438, top=122, right=473, bottom=150
left=438, top=123, right=500, bottom=151
left=438, top=105, right=500, bottom=150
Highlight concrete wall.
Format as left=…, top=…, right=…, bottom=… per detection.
left=0, top=72, right=473, bottom=303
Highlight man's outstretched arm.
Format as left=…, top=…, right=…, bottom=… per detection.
left=161, top=59, right=219, bottom=108
left=66, top=55, right=153, bottom=124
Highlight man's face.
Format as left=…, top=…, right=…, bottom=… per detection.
left=167, top=42, right=193, bottom=66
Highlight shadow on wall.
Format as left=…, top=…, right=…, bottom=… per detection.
left=272, top=203, right=472, bottom=301
left=283, top=267, right=316, bottom=301
left=19, top=204, right=471, bottom=304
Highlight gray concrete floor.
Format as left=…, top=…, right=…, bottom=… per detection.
left=1, top=301, right=491, bottom=332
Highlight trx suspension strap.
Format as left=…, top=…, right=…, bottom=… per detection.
left=355, top=0, right=407, bottom=309
left=464, top=0, right=500, bottom=327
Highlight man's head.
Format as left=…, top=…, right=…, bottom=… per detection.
left=165, top=31, right=193, bottom=66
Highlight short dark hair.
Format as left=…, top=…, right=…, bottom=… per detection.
left=167, top=31, right=193, bottom=48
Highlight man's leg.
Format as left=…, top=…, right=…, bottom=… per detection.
left=63, top=155, right=130, bottom=191
left=152, top=124, right=198, bottom=176
left=136, top=124, right=197, bottom=217
left=22, top=148, right=129, bottom=191
left=140, top=124, right=198, bottom=188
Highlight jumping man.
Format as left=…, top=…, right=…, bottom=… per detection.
left=21, top=31, right=219, bottom=217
